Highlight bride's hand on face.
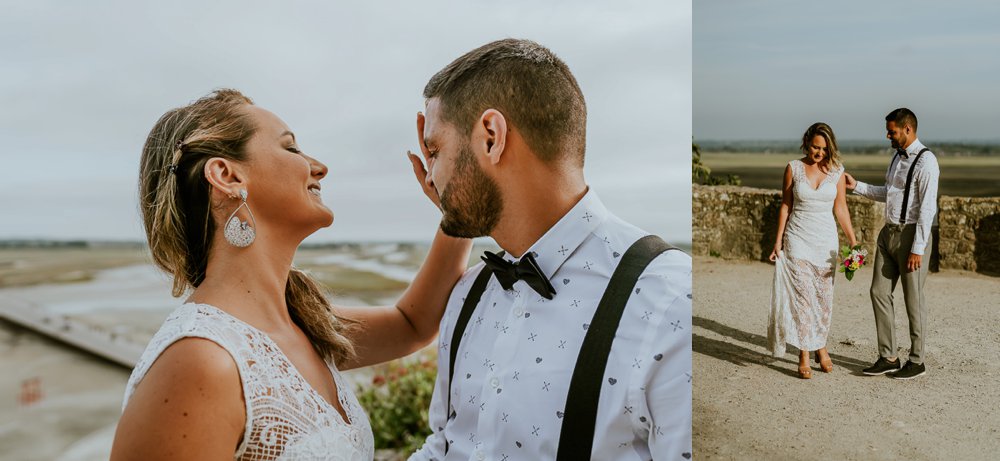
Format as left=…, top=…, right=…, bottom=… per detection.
left=407, top=112, right=442, bottom=210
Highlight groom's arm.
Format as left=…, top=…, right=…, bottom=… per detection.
left=852, top=180, right=887, bottom=202
left=636, top=252, right=692, bottom=460
left=910, top=155, right=940, bottom=256
left=850, top=156, right=898, bottom=203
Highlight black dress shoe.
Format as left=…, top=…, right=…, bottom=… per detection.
left=889, top=361, right=926, bottom=380
left=862, top=357, right=901, bottom=376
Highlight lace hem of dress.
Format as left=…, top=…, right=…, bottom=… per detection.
left=768, top=253, right=834, bottom=356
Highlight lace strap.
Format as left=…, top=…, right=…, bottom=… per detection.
left=122, top=304, right=255, bottom=457
left=788, top=160, right=804, bottom=184
left=831, top=164, right=845, bottom=182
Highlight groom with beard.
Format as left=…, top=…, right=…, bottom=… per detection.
left=846, top=108, right=940, bottom=380
left=404, top=39, right=691, bottom=460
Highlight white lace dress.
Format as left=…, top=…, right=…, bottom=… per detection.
left=122, top=303, right=374, bottom=460
left=768, top=160, right=844, bottom=357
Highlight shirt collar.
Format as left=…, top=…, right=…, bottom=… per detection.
left=502, top=187, right=608, bottom=282
left=899, top=139, right=924, bottom=158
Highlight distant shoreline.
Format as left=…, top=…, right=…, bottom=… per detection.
left=0, top=239, right=694, bottom=253
left=696, top=139, right=1000, bottom=156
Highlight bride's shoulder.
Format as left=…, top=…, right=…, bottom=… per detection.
left=786, top=158, right=804, bottom=176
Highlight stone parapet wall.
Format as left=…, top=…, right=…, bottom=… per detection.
left=692, top=185, right=1000, bottom=275
left=936, top=197, right=1000, bottom=274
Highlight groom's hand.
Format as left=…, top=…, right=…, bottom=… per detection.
left=407, top=111, right=442, bottom=210
left=906, top=253, right=922, bottom=272
left=844, top=173, right=857, bottom=190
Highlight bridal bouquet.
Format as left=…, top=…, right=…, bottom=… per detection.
left=840, top=245, right=868, bottom=281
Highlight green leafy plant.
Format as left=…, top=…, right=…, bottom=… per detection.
left=356, top=351, right=438, bottom=456
left=693, top=141, right=742, bottom=186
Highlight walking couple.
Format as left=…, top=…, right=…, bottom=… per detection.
left=110, top=39, right=691, bottom=460
left=767, top=108, right=940, bottom=381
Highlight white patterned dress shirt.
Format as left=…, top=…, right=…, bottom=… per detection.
left=410, top=189, right=692, bottom=461
left=854, top=139, right=940, bottom=255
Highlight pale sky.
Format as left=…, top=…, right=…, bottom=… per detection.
left=694, top=1, right=1000, bottom=142
left=0, top=0, right=692, bottom=244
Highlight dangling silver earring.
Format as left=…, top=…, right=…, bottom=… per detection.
left=224, top=189, right=256, bottom=247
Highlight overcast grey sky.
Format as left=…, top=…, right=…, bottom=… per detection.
left=695, top=2, right=1000, bottom=142
left=0, top=0, right=691, bottom=244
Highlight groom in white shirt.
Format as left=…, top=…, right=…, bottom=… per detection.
left=406, top=39, right=692, bottom=460
left=846, top=108, right=939, bottom=380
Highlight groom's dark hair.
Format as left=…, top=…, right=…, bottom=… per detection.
left=886, top=108, right=918, bottom=131
left=423, top=38, right=587, bottom=166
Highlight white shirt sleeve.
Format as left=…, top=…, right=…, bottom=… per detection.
left=911, top=155, right=940, bottom=255
left=853, top=180, right=887, bottom=202
left=635, top=253, right=692, bottom=460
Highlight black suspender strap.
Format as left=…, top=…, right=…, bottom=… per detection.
left=444, top=265, right=494, bottom=455
left=899, top=147, right=930, bottom=225
left=555, top=235, right=678, bottom=461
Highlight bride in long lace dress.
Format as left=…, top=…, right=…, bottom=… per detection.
left=111, top=90, right=470, bottom=460
left=768, top=122, right=857, bottom=379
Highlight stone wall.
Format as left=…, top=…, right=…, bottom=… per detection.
left=692, top=185, right=1000, bottom=275
left=937, top=197, right=1000, bottom=274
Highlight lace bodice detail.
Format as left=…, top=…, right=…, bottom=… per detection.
left=123, top=303, right=374, bottom=461
left=789, top=159, right=843, bottom=213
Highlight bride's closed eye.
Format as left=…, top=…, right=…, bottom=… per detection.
left=287, top=146, right=302, bottom=154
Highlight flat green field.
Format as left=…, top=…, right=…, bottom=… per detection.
left=700, top=152, right=1000, bottom=197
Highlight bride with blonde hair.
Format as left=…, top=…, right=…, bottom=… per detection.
left=768, top=122, right=858, bottom=379
left=111, top=89, right=470, bottom=460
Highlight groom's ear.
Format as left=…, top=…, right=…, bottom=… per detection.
left=479, top=109, right=507, bottom=166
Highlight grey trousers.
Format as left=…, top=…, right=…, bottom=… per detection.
left=871, top=224, right=931, bottom=364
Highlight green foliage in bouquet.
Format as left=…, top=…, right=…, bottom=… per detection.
left=356, top=352, right=438, bottom=455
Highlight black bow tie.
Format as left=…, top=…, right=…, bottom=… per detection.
left=896, top=148, right=908, bottom=159
left=481, top=251, right=557, bottom=300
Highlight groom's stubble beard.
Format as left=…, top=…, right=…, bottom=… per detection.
left=438, top=143, right=503, bottom=238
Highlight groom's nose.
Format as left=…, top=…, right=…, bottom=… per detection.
left=425, top=164, right=437, bottom=192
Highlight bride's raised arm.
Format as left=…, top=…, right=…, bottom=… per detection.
left=333, top=113, right=473, bottom=370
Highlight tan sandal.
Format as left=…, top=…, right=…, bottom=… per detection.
left=798, top=364, right=812, bottom=379
left=815, top=351, right=833, bottom=373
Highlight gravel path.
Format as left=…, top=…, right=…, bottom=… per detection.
left=693, top=256, right=1000, bottom=460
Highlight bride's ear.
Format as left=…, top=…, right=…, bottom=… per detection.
left=204, top=158, right=247, bottom=199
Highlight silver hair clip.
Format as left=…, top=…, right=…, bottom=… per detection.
left=167, top=164, right=178, bottom=174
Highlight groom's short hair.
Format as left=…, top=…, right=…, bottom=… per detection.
left=886, top=108, right=918, bottom=131
left=423, top=38, right=587, bottom=166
